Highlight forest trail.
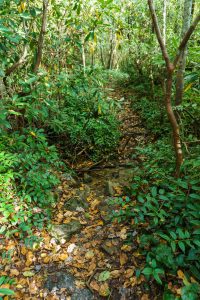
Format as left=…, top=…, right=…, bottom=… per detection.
left=3, top=86, right=157, bottom=300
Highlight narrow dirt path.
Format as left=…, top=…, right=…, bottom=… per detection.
left=2, top=86, right=159, bottom=300
left=32, top=86, right=157, bottom=300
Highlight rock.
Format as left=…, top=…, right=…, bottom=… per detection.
left=100, top=210, right=111, bottom=223
left=71, top=288, right=94, bottom=300
left=45, top=271, right=75, bottom=293
left=50, top=221, right=82, bottom=241
left=61, top=173, right=79, bottom=187
left=83, top=173, right=93, bottom=183
left=45, top=272, right=93, bottom=299
left=112, top=172, right=119, bottom=179
left=64, top=197, right=88, bottom=211
left=105, top=180, right=115, bottom=196
left=101, top=239, right=119, bottom=256
left=99, top=198, right=118, bottom=223
left=35, top=265, right=42, bottom=272
left=78, top=185, right=91, bottom=201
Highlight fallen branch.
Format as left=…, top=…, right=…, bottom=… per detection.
left=75, top=162, right=137, bottom=173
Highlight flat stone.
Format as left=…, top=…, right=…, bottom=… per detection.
left=64, top=197, right=89, bottom=211
left=45, top=272, right=75, bottom=292
left=101, top=239, right=119, bottom=255
left=77, top=185, right=91, bottom=201
left=99, top=198, right=119, bottom=223
left=61, top=173, right=79, bottom=187
left=50, top=221, right=82, bottom=241
left=83, top=173, right=93, bottom=183
left=105, top=180, right=115, bottom=196
left=71, top=288, right=94, bottom=300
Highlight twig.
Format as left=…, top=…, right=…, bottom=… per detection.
left=86, top=267, right=105, bottom=293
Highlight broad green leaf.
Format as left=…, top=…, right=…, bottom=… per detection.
left=178, top=241, right=185, bottom=253
left=0, top=288, right=14, bottom=295
left=142, top=267, right=153, bottom=276
left=98, top=271, right=110, bottom=282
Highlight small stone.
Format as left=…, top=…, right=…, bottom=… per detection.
left=71, top=288, right=93, bottom=300
left=45, top=272, right=75, bottom=293
left=83, top=173, right=93, bottom=183
left=101, top=240, right=118, bottom=256
left=64, top=197, right=88, bottom=211
left=35, top=265, right=42, bottom=272
left=67, top=243, right=77, bottom=254
left=50, top=221, right=82, bottom=241
left=105, top=180, right=115, bottom=196
left=61, top=173, right=79, bottom=187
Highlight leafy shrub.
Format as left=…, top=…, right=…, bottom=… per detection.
left=112, top=141, right=200, bottom=299
left=7, top=69, right=120, bottom=160
left=0, top=129, right=62, bottom=237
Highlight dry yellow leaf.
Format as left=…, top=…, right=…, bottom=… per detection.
left=110, top=270, right=121, bottom=278
left=88, top=262, right=96, bottom=272
left=121, top=245, right=132, bottom=252
left=90, top=280, right=100, bottom=291
left=10, top=269, right=20, bottom=276
left=26, top=251, right=34, bottom=266
left=29, top=280, right=38, bottom=295
left=59, top=253, right=68, bottom=261
left=141, top=294, right=150, bottom=300
left=21, top=246, right=27, bottom=256
left=17, top=278, right=27, bottom=285
left=130, top=276, right=137, bottom=286
left=85, top=250, right=94, bottom=260
left=90, top=199, right=100, bottom=210
left=120, top=252, right=128, bottom=266
left=43, top=256, right=51, bottom=263
left=41, top=253, right=47, bottom=258
left=125, top=268, right=134, bottom=278
left=16, top=284, right=24, bottom=289
left=99, top=282, right=110, bottom=297
left=177, top=269, right=185, bottom=280
left=0, top=284, right=10, bottom=289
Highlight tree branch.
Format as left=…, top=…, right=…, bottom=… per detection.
left=33, top=0, right=49, bottom=73
left=174, top=13, right=200, bottom=67
left=148, top=0, right=171, bottom=69
left=5, top=45, right=28, bottom=77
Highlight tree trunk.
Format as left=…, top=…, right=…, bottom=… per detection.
left=175, top=0, right=193, bottom=105
left=107, top=30, right=114, bottom=69
left=163, top=0, right=167, bottom=45
left=33, top=0, right=49, bottom=73
left=165, top=70, right=183, bottom=176
left=100, top=45, right=105, bottom=68
left=82, top=43, right=86, bottom=72
left=148, top=0, right=200, bottom=176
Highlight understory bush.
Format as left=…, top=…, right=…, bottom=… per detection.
left=4, top=68, right=120, bottom=160
left=0, top=129, right=62, bottom=238
left=112, top=140, right=200, bottom=299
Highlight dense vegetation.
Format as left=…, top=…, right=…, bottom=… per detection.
left=0, top=0, right=199, bottom=299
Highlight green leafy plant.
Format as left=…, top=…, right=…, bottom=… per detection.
left=0, top=276, right=15, bottom=299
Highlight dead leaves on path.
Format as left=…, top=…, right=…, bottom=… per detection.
left=0, top=181, right=147, bottom=299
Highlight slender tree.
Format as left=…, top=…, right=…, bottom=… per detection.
left=163, top=0, right=167, bottom=45
left=33, top=0, right=49, bottom=73
left=175, top=0, right=193, bottom=105
left=148, top=0, right=200, bottom=176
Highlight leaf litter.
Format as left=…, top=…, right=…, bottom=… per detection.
left=0, top=87, right=161, bottom=299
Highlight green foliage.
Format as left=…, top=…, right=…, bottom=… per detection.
left=6, top=68, right=120, bottom=160
left=113, top=140, right=200, bottom=299
left=0, top=276, right=15, bottom=299
left=0, top=129, right=62, bottom=237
